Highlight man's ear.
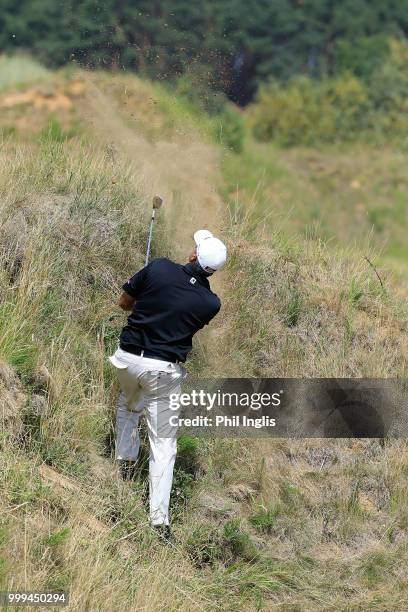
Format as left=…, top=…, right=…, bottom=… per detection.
left=188, top=249, right=198, bottom=263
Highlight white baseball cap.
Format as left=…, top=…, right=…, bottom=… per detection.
left=194, top=230, right=227, bottom=273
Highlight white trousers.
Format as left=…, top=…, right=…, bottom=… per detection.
left=109, top=347, right=184, bottom=526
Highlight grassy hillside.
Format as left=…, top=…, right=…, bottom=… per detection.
left=1, top=57, right=407, bottom=610
left=223, top=142, right=408, bottom=292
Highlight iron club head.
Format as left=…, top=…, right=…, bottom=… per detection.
left=152, top=195, right=163, bottom=209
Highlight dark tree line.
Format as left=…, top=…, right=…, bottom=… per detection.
left=1, top=0, right=408, bottom=104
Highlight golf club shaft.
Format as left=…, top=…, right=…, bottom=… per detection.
left=145, top=209, right=156, bottom=266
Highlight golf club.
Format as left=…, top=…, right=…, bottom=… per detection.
left=145, top=195, right=163, bottom=266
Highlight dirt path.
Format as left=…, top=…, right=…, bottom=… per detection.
left=81, top=80, right=230, bottom=376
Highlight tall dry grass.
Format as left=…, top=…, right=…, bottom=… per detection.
left=1, top=59, right=407, bottom=610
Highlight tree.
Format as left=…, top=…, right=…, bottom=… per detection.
left=1, top=0, right=408, bottom=104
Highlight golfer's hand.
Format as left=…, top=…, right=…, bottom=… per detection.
left=118, top=292, right=135, bottom=311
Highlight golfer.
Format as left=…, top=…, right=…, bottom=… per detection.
left=109, top=230, right=227, bottom=538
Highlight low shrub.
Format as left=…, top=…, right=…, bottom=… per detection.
left=250, top=74, right=369, bottom=146
left=249, top=39, right=408, bottom=146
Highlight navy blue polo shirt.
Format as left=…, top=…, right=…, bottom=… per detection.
left=120, top=258, right=221, bottom=362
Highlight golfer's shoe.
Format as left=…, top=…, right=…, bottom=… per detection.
left=118, top=459, right=138, bottom=481
left=154, top=525, right=173, bottom=543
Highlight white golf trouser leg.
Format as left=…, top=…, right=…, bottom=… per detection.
left=115, top=389, right=144, bottom=461
left=110, top=348, right=183, bottom=526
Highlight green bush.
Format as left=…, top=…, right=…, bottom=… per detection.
left=283, top=287, right=303, bottom=328
left=250, top=505, right=280, bottom=534
left=327, top=74, right=370, bottom=134
left=250, top=74, right=369, bottom=146
left=186, top=524, right=224, bottom=567
left=176, top=435, right=200, bottom=475
left=40, top=118, right=77, bottom=142
left=223, top=519, right=259, bottom=561
left=250, top=77, right=321, bottom=145
left=215, top=106, right=245, bottom=153
left=250, top=38, right=408, bottom=145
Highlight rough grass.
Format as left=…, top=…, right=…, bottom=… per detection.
left=0, top=57, right=407, bottom=610
left=221, top=139, right=408, bottom=380
left=222, top=140, right=408, bottom=293
left=223, top=232, right=407, bottom=378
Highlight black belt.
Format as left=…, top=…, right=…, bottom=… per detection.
left=121, top=345, right=181, bottom=364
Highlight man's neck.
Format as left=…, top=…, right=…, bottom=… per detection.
left=183, top=261, right=212, bottom=282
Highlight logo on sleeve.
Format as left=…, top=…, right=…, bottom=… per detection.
left=190, top=277, right=197, bottom=285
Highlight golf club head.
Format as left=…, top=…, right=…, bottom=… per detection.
left=152, top=195, right=163, bottom=209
